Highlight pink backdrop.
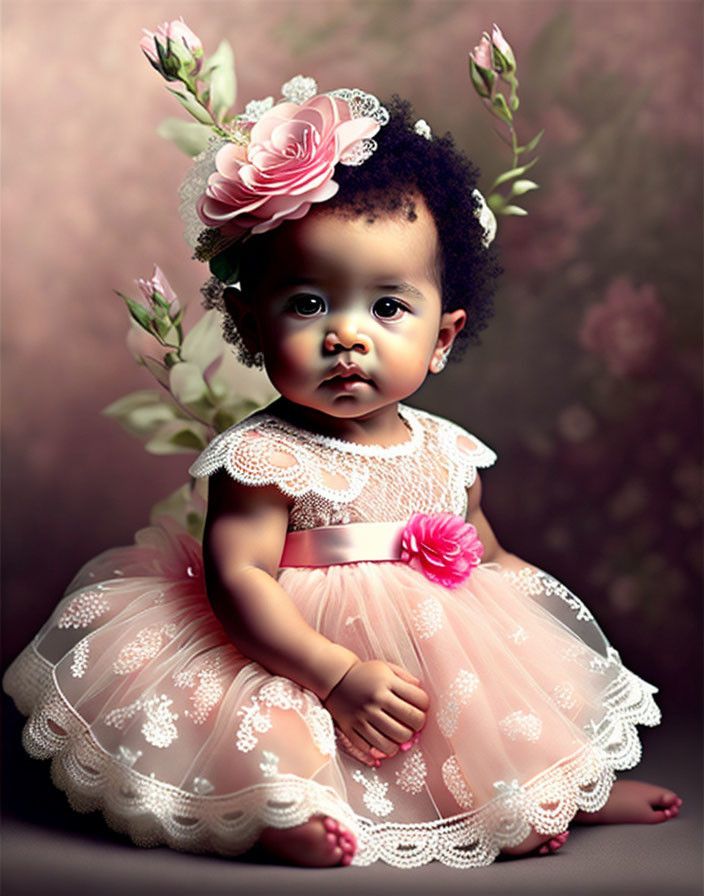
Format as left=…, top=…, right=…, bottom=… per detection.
left=2, top=1, right=702, bottom=714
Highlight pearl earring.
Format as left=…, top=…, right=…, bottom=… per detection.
left=432, top=348, right=451, bottom=373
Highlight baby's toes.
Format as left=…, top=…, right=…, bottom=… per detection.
left=657, top=790, right=682, bottom=809
left=538, top=831, right=569, bottom=854
left=323, top=817, right=357, bottom=865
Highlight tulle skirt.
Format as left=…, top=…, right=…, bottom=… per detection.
left=3, top=519, right=660, bottom=867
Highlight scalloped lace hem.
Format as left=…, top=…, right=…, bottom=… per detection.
left=3, top=643, right=660, bottom=868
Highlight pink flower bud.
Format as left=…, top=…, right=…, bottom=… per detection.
left=491, top=24, right=516, bottom=72
left=470, top=34, right=493, bottom=70
left=137, top=265, right=180, bottom=314
left=140, top=18, right=203, bottom=81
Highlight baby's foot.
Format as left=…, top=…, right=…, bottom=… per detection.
left=574, top=780, right=683, bottom=825
left=258, top=815, right=357, bottom=867
left=501, top=829, right=570, bottom=858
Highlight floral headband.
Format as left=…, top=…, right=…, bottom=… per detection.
left=141, top=19, right=525, bottom=283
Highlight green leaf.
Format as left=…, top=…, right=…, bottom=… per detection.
left=169, top=362, right=208, bottom=404
left=468, top=55, right=493, bottom=99
left=510, top=179, right=540, bottom=196
left=209, top=246, right=240, bottom=284
left=501, top=204, right=529, bottom=216
left=181, top=310, right=225, bottom=371
left=145, top=421, right=209, bottom=454
left=491, top=92, right=513, bottom=127
left=102, top=390, right=179, bottom=438
left=201, top=40, right=236, bottom=122
left=490, top=157, right=538, bottom=191
left=156, top=117, right=213, bottom=157
left=143, top=356, right=172, bottom=388
left=167, top=87, right=215, bottom=125
left=517, top=128, right=544, bottom=155
left=118, top=292, right=152, bottom=332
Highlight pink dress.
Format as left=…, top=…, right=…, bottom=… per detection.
left=3, top=404, right=660, bottom=868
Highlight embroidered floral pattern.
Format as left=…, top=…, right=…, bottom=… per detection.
left=508, top=626, right=528, bottom=646
left=499, top=710, right=543, bottom=743
left=117, top=745, right=142, bottom=767
left=58, top=591, right=110, bottom=629
left=501, top=568, right=594, bottom=622
left=174, top=653, right=225, bottom=725
left=441, top=755, right=474, bottom=809
left=112, top=624, right=177, bottom=675
left=104, top=694, right=179, bottom=748
left=437, top=670, right=480, bottom=738
left=236, top=677, right=336, bottom=757
left=553, top=682, right=578, bottom=711
left=70, top=640, right=90, bottom=678
left=411, top=598, right=444, bottom=641
left=192, top=776, right=214, bottom=795
left=352, top=770, right=394, bottom=817
left=260, top=750, right=280, bottom=778
left=395, top=749, right=427, bottom=795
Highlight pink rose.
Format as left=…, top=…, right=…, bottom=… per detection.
left=401, top=513, right=484, bottom=588
left=197, top=94, right=382, bottom=235
left=578, top=277, right=668, bottom=378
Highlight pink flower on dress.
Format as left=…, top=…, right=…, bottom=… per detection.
left=197, top=94, right=383, bottom=235
left=401, top=513, right=484, bottom=588
left=578, top=277, right=668, bottom=378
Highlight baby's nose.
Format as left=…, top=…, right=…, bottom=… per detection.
left=324, top=320, right=371, bottom=353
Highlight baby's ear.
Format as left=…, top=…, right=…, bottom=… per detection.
left=223, top=286, right=260, bottom=355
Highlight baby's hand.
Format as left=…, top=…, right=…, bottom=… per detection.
left=324, top=660, right=429, bottom=764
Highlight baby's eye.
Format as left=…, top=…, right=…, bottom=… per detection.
left=289, top=294, right=326, bottom=316
left=373, top=297, right=407, bottom=320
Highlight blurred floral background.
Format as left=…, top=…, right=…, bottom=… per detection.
left=2, top=1, right=701, bottom=718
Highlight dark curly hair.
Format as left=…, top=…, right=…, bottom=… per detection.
left=202, top=96, right=501, bottom=366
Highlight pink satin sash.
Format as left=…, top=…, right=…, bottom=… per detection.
left=279, top=521, right=406, bottom=568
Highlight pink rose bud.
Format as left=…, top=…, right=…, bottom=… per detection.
left=469, top=35, right=496, bottom=99
left=471, top=34, right=493, bottom=70
left=491, top=24, right=516, bottom=73
left=140, top=18, right=203, bottom=81
left=138, top=265, right=180, bottom=314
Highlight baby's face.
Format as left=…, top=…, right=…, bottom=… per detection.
left=245, top=198, right=460, bottom=421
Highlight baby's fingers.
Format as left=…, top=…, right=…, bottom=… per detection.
left=389, top=676, right=430, bottom=714
left=386, top=663, right=421, bottom=686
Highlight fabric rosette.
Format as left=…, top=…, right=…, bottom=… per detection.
left=197, top=93, right=384, bottom=236
left=400, top=513, right=484, bottom=588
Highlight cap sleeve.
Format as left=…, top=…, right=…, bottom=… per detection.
left=424, top=412, right=496, bottom=490
left=188, top=415, right=365, bottom=501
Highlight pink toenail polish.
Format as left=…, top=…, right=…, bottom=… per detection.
left=323, top=817, right=339, bottom=833
left=326, top=832, right=338, bottom=846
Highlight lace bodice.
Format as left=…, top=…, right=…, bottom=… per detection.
left=189, top=404, right=496, bottom=531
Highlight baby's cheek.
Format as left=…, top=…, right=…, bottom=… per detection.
left=268, top=332, right=315, bottom=379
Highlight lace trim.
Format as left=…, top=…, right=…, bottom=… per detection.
left=4, top=643, right=660, bottom=868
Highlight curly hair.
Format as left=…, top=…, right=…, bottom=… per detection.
left=202, top=96, right=501, bottom=367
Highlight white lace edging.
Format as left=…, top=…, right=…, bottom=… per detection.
left=3, top=643, right=660, bottom=868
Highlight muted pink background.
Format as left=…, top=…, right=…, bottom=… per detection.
left=2, top=2, right=702, bottom=714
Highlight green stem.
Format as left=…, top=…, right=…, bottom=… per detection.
left=184, top=81, right=229, bottom=138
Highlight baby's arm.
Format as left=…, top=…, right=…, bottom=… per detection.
left=203, top=470, right=428, bottom=760
left=466, top=473, right=525, bottom=568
